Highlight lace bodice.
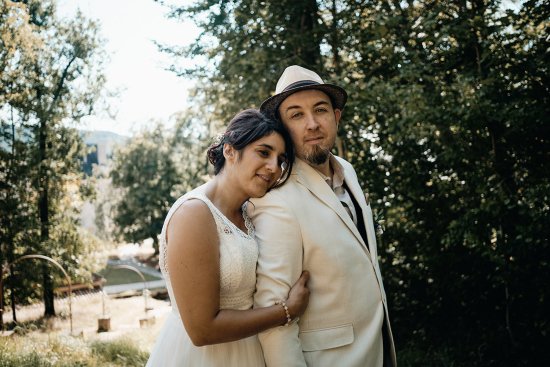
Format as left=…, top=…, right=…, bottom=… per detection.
left=159, top=185, right=258, bottom=314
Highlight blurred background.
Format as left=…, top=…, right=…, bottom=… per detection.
left=0, top=0, right=548, bottom=366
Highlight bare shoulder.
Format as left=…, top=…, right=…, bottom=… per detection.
left=170, top=198, right=213, bottom=224
left=166, top=198, right=218, bottom=251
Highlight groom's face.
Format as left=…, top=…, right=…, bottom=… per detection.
left=278, top=89, right=341, bottom=165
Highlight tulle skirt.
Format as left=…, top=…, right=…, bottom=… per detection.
left=146, top=311, right=266, bottom=366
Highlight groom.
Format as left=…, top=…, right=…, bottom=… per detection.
left=249, top=65, right=397, bottom=366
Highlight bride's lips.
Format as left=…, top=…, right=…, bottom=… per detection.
left=256, top=174, right=272, bottom=185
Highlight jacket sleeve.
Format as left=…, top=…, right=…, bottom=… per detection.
left=249, top=191, right=307, bottom=367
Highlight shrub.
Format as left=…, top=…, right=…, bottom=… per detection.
left=91, top=338, right=149, bottom=366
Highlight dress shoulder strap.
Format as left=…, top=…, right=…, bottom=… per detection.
left=159, top=187, right=255, bottom=276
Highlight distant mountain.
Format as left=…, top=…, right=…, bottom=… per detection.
left=80, top=130, right=129, bottom=169
left=80, top=130, right=128, bottom=146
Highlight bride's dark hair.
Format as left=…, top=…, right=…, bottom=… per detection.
left=207, top=109, right=294, bottom=188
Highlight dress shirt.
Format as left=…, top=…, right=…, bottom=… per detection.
left=318, top=154, right=358, bottom=226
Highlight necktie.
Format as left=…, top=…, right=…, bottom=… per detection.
left=340, top=200, right=354, bottom=222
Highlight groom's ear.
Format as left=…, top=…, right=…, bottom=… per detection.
left=334, top=109, right=342, bottom=129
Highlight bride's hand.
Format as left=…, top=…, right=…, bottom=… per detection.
left=286, top=271, right=310, bottom=320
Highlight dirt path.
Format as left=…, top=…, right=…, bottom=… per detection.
left=2, top=293, right=172, bottom=351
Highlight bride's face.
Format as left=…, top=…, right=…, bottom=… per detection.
left=229, top=132, right=286, bottom=198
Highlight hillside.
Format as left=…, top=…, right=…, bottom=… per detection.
left=81, top=130, right=128, bottom=147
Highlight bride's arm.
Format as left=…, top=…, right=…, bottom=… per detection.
left=166, top=199, right=309, bottom=347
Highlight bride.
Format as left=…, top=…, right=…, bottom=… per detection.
left=146, top=109, right=310, bottom=366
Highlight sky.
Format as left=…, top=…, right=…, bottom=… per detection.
left=57, top=0, right=199, bottom=137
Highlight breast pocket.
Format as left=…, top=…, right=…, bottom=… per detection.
left=299, top=324, right=354, bottom=352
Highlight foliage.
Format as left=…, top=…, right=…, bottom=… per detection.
left=90, top=338, right=149, bottom=366
left=340, top=2, right=550, bottom=365
left=110, top=114, right=209, bottom=253
left=162, top=0, right=324, bottom=126
left=87, top=148, right=126, bottom=244
left=0, top=334, right=148, bottom=367
left=0, top=0, right=108, bottom=322
left=165, top=0, right=550, bottom=365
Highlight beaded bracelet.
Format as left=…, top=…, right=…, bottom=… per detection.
left=275, top=300, right=292, bottom=326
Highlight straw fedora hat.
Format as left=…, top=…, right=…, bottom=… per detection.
left=260, top=65, right=347, bottom=116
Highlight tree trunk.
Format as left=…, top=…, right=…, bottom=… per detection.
left=330, top=0, right=346, bottom=158
left=0, top=263, right=3, bottom=330
left=1, top=112, right=18, bottom=328
left=42, top=265, right=55, bottom=316
left=291, top=0, right=322, bottom=68
left=153, top=236, right=160, bottom=256
left=39, top=115, right=55, bottom=317
left=10, top=288, right=16, bottom=323
left=330, top=0, right=341, bottom=74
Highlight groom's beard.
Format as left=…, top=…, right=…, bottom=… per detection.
left=304, top=144, right=330, bottom=165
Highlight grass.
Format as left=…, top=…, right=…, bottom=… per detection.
left=397, top=345, right=457, bottom=367
left=0, top=334, right=149, bottom=366
left=1, top=293, right=170, bottom=366
left=90, top=338, right=149, bottom=366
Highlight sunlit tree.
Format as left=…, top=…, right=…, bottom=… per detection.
left=110, top=114, right=209, bottom=254
left=0, top=0, right=107, bottom=323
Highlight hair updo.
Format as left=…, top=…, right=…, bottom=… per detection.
left=207, top=109, right=294, bottom=187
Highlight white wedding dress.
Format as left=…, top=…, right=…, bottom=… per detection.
left=146, top=185, right=265, bottom=366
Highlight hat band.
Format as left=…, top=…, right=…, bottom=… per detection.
left=282, top=80, right=320, bottom=92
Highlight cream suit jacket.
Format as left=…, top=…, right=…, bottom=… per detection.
left=249, top=157, right=396, bottom=367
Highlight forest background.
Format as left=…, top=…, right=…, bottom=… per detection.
left=1, top=0, right=548, bottom=366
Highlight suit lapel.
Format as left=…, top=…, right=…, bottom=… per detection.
left=344, top=181, right=367, bottom=243
left=294, top=158, right=388, bottom=305
left=339, top=159, right=385, bottom=294
left=293, top=159, right=369, bottom=253
left=341, top=165, right=377, bottom=257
